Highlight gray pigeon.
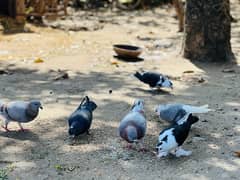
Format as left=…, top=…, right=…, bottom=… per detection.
left=155, top=103, right=211, bottom=125
left=0, top=100, right=43, bottom=131
left=118, top=99, right=146, bottom=150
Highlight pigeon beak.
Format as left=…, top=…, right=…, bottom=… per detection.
left=40, top=106, right=43, bottom=110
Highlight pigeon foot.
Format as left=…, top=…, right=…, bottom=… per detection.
left=1, top=125, right=10, bottom=132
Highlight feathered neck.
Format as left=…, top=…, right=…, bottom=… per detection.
left=26, top=104, right=39, bottom=120
left=131, top=106, right=144, bottom=114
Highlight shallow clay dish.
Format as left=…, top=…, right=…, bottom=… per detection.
left=113, top=44, right=142, bottom=58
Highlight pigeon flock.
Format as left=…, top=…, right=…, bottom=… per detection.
left=0, top=70, right=213, bottom=159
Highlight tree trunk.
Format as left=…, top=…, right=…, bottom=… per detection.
left=16, top=0, right=26, bottom=24
left=184, top=0, right=234, bottom=62
left=0, top=0, right=25, bottom=33
left=172, top=0, right=184, bottom=32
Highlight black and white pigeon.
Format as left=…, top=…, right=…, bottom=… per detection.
left=155, top=103, right=211, bottom=125
left=134, top=71, right=173, bottom=89
left=0, top=100, right=43, bottom=132
left=118, top=99, right=146, bottom=150
left=156, top=114, right=199, bottom=158
left=68, top=96, right=97, bottom=137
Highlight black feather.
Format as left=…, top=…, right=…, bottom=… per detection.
left=134, top=71, right=162, bottom=88
left=160, top=114, right=199, bottom=146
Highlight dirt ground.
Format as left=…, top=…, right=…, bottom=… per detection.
left=1, top=1, right=240, bottom=180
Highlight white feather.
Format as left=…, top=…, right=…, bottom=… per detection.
left=182, top=104, right=212, bottom=114
left=157, top=128, right=178, bottom=157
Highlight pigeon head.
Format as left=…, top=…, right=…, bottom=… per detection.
left=131, top=99, right=144, bottom=113
left=160, top=76, right=173, bottom=89
left=29, top=100, right=43, bottom=111
left=155, top=141, right=163, bottom=154
left=79, top=96, right=97, bottom=112
left=186, top=114, right=199, bottom=125
left=155, top=104, right=166, bottom=116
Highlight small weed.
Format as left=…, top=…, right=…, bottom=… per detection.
left=0, top=164, right=16, bottom=180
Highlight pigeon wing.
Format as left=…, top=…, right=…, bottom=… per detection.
left=6, top=101, right=29, bottom=122
left=160, top=104, right=186, bottom=123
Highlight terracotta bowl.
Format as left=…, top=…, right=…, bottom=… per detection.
left=113, top=44, right=142, bottom=58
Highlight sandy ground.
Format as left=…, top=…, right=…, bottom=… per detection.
left=0, top=1, right=240, bottom=180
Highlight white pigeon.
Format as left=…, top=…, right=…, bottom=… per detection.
left=156, top=114, right=199, bottom=158
left=155, top=103, right=212, bottom=125
left=118, top=99, right=147, bottom=150
left=0, top=100, right=43, bottom=132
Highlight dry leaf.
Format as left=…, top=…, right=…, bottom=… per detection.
left=183, top=70, right=194, bottom=74
left=34, top=58, right=44, bottom=63
left=110, top=60, right=119, bottom=65
left=234, top=151, right=240, bottom=157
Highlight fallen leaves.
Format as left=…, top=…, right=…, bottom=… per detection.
left=183, top=70, right=194, bottom=74
left=34, top=58, right=44, bottom=63
left=234, top=151, right=240, bottom=157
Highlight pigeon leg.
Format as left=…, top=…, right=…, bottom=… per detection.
left=17, top=122, right=29, bottom=132
left=125, top=143, right=135, bottom=150
left=138, top=139, right=148, bottom=152
left=150, top=87, right=155, bottom=92
left=175, top=146, right=192, bottom=157
left=1, top=117, right=10, bottom=132
left=1, top=124, right=10, bottom=132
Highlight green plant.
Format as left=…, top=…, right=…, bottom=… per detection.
left=0, top=165, right=15, bottom=180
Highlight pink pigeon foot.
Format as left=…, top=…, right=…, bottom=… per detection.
left=18, top=128, right=30, bottom=132
left=1, top=125, right=10, bottom=132
left=125, top=144, right=136, bottom=150
left=138, top=147, right=148, bottom=152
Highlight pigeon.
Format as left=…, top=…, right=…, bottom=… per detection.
left=156, top=114, right=199, bottom=158
left=155, top=103, right=211, bottom=125
left=68, top=96, right=97, bottom=137
left=134, top=71, right=173, bottom=89
left=0, top=100, right=43, bottom=132
left=118, top=99, right=146, bottom=150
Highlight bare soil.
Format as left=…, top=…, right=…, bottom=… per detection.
left=0, top=1, right=240, bottom=180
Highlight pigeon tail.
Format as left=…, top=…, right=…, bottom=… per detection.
left=134, top=71, right=143, bottom=82
left=182, top=104, right=212, bottom=114
left=126, top=125, right=138, bottom=143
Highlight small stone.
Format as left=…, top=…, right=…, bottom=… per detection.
left=198, top=77, right=205, bottom=83
left=192, top=137, right=205, bottom=142
left=222, top=68, right=235, bottom=73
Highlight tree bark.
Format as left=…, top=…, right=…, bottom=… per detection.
left=172, top=0, right=184, bottom=32
left=184, top=0, right=235, bottom=62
